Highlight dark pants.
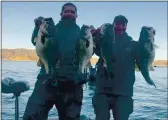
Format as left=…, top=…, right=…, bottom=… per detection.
left=92, top=93, right=133, bottom=120
left=23, top=76, right=83, bottom=120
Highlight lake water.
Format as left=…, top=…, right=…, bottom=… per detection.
left=1, top=60, right=168, bottom=120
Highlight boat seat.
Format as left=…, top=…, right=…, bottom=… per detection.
left=2, top=77, right=30, bottom=96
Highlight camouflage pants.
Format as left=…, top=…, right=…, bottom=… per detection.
left=23, top=76, right=83, bottom=120
left=92, top=93, right=133, bottom=120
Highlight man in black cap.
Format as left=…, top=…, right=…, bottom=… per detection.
left=23, top=3, right=85, bottom=120
left=92, top=15, right=137, bottom=120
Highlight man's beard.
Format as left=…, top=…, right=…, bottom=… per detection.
left=114, top=27, right=126, bottom=35
left=61, top=15, right=76, bottom=21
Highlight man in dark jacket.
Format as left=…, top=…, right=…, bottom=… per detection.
left=23, top=3, right=85, bottom=120
left=92, top=15, right=138, bottom=120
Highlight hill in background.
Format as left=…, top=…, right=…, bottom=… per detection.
left=1, top=48, right=167, bottom=66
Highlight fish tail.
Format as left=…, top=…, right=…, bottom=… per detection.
left=140, top=67, right=156, bottom=87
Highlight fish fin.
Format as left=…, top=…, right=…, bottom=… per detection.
left=153, top=44, right=159, bottom=49
left=86, top=61, right=91, bottom=68
left=135, top=63, right=140, bottom=71
left=37, top=58, right=43, bottom=67
left=40, top=58, right=49, bottom=74
left=149, top=66, right=155, bottom=71
left=34, top=37, right=38, bottom=44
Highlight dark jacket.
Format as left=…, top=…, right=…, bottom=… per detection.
left=54, top=20, right=80, bottom=82
left=31, top=19, right=81, bottom=84
left=94, top=32, right=138, bottom=97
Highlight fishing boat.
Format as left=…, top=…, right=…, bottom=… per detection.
left=2, top=77, right=93, bottom=120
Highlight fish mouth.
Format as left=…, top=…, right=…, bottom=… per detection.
left=141, top=27, right=155, bottom=37
left=41, top=30, right=48, bottom=35
left=40, top=24, right=54, bottom=35
left=140, top=32, right=154, bottom=39
left=147, top=35, right=152, bottom=38
left=147, top=34, right=154, bottom=40
left=39, top=25, right=49, bottom=35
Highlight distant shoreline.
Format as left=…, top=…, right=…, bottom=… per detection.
left=2, top=48, right=167, bottom=66
left=2, top=59, right=36, bottom=62
left=2, top=59, right=167, bottom=67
